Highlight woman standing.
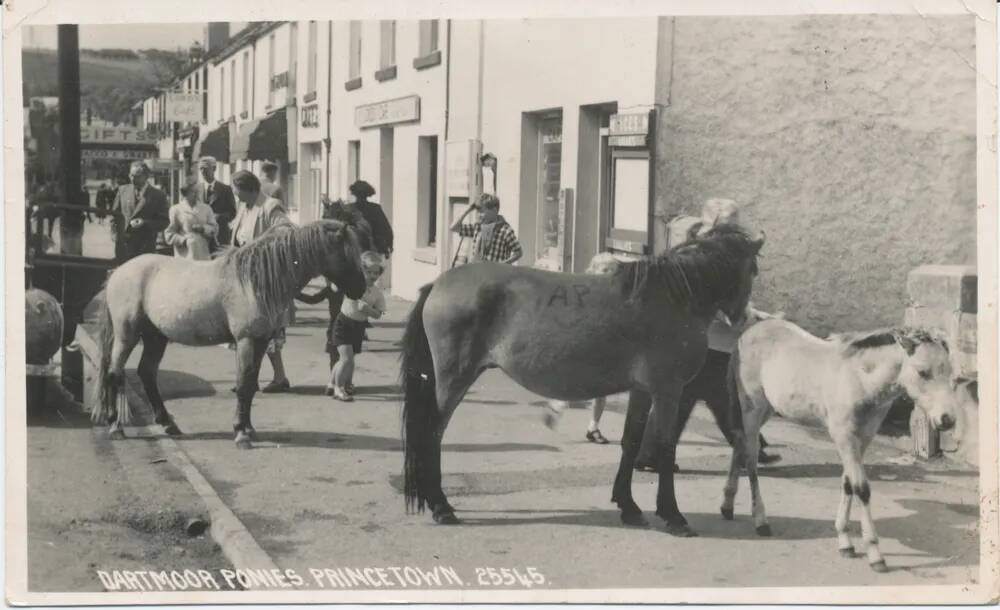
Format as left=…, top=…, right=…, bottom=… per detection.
left=228, top=170, right=293, bottom=393
left=164, top=180, right=218, bottom=260
left=346, top=180, right=393, bottom=258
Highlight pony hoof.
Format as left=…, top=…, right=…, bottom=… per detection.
left=839, top=547, right=857, bottom=558
left=755, top=524, right=773, bottom=537
left=664, top=522, right=698, bottom=537
left=163, top=424, right=183, bottom=436
left=720, top=507, right=734, bottom=521
left=246, top=428, right=259, bottom=442
left=433, top=511, right=460, bottom=525
left=109, top=430, right=126, bottom=441
left=235, top=438, right=253, bottom=450
left=870, top=560, right=889, bottom=573
left=620, top=511, right=648, bottom=527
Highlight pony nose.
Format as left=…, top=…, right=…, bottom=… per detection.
left=938, top=413, right=955, bottom=431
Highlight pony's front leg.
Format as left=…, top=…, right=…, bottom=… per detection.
left=233, top=337, right=267, bottom=449
left=835, top=473, right=856, bottom=557
left=651, top=383, right=696, bottom=537
left=833, top=434, right=886, bottom=572
left=612, top=390, right=652, bottom=526
left=744, top=433, right=771, bottom=536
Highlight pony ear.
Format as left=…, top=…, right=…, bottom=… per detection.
left=752, top=230, right=766, bottom=252
left=893, top=331, right=919, bottom=355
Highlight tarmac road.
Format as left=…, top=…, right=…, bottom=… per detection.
left=99, top=287, right=982, bottom=594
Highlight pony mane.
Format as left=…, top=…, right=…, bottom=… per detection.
left=616, top=224, right=760, bottom=315
left=224, top=220, right=358, bottom=322
left=839, top=327, right=949, bottom=356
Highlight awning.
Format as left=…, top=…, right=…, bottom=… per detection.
left=193, top=122, right=230, bottom=164
left=230, top=108, right=287, bottom=161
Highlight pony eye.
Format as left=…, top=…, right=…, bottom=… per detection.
left=918, top=370, right=932, bottom=380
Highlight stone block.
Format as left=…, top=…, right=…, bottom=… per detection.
left=906, top=265, right=977, bottom=314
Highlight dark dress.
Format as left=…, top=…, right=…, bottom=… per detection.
left=356, top=200, right=393, bottom=257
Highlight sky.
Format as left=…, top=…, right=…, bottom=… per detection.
left=23, top=23, right=248, bottom=51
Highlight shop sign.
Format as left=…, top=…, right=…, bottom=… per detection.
left=270, top=71, right=289, bottom=91
left=81, top=125, right=157, bottom=146
left=608, top=134, right=647, bottom=147
left=355, top=95, right=420, bottom=128
left=81, top=149, right=157, bottom=160
left=164, top=91, right=203, bottom=123
left=301, top=104, right=320, bottom=128
left=609, top=112, right=649, bottom=136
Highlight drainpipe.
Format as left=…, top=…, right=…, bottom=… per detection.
left=325, top=20, right=333, bottom=199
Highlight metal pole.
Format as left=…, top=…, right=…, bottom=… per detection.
left=57, top=24, right=82, bottom=256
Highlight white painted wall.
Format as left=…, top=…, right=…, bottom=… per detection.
left=329, top=19, right=449, bottom=301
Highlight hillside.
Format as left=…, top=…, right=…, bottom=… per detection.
left=22, top=47, right=188, bottom=123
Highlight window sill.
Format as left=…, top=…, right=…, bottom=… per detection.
left=413, top=50, right=441, bottom=71
left=344, top=77, right=363, bottom=91
left=303, top=90, right=317, bottom=103
left=412, top=247, right=438, bottom=265
left=375, top=65, right=397, bottom=82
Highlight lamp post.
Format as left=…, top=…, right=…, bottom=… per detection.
left=57, top=24, right=83, bottom=256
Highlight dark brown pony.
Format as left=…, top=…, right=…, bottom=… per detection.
left=400, top=224, right=764, bottom=535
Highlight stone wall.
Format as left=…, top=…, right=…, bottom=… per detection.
left=653, top=15, right=977, bottom=335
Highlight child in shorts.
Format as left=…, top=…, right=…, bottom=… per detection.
left=329, top=252, right=386, bottom=401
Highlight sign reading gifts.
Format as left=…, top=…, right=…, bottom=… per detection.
left=164, top=91, right=204, bottom=123
left=355, top=95, right=420, bottom=129
left=80, top=125, right=157, bottom=146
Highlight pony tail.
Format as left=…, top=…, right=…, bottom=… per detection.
left=400, top=284, right=439, bottom=513
left=91, top=297, right=130, bottom=424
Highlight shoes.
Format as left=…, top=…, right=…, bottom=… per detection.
left=345, top=383, right=356, bottom=396
left=260, top=379, right=291, bottom=394
left=585, top=429, right=610, bottom=444
left=332, top=386, right=354, bottom=402
left=324, top=384, right=335, bottom=396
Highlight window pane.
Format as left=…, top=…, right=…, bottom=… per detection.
left=538, top=117, right=563, bottom=256
left=349, top=21, right=361, bottom=79
left=380, top=20, right=396, bottom=68
left=612, top=157, right=649, bottom=232
left=419, top=20, right=439, bottom=56
left=307, top=21, right=317, bottom=92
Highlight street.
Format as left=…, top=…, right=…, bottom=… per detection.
left=32, top=284, right=980, bottom=593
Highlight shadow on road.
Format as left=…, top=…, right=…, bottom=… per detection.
left=177, top=430, right=560, bottom=454
left=682, top=462, right=978, bottom=483
left=157, top=370, right=217, bottom=400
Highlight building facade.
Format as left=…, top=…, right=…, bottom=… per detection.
left=293, top=20, right=333, bottom=225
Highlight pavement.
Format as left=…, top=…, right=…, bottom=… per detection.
left=103, top=282, right=982, bottom=591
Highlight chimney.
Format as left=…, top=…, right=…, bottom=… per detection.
left=204, top=22, right=231, bottom=55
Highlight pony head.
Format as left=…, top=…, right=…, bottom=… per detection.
left=318, top=220, right=366, bottom=300
left=892, top=328, right=958, bottom=432
left=696, top=225, right=765, bottom=326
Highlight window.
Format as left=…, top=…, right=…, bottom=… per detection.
left=194, top=71, right=199, bottom=91
left=418, top=20, right=439, bottom=56
left=347, top=140, right=361, bottom=184
left=348, top=21, right=362, bottom=80
left=241, top=52, right=249, bottom=115
left=417, top=135, right=439, bottom=247
left=380, top=20, right=396, bottom=69
left=219, top=65, right=225, bottom=120
left=537, top=116, right=563, bottom=260
left=306, top=21, right=318, bottom=93
left=268, top=33, right=276, bottom=107
left=229, top=59, right=236, bottom=118
left=611, top=157, right=649, bottom=232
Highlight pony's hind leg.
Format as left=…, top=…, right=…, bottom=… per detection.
left=612, top=390, right=652, bottom=526
left=649, top=382, right=696, bottom=537
left=137, top=327, right=181, bottom=436
left=744, top=432, right=772, bottom=536
left=832, top=432, right=886, bottom=572
left=423, top=366, right=479, bottom=524
left=107, top=327, right=141, bottom=440
left=720, top=434, right=746, bottom=520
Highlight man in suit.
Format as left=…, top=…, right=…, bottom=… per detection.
left=259, top=161, right=286, bottom=209
left=111, top=161, right=169, bottom=264
left=198, top=156, right=238, bottom=246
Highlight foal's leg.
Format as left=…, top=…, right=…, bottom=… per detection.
left=833, top=431, right=886, bottom=572
left=721, top=377, right=754, bottom=520
left=612, top=390, right=652, bottom=526
left=744, top=431, right=772, bottom=536
left=137, top=328, right=181, bottom=436
left=651, top=383, right=696, bottom=537
left=233, top=337, right=268, bottom=449
left=835, top=472, right=856, bottom=557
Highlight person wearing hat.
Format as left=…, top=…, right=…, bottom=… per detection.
left=198, top=156, right=237, bottom=247
left=164, top=178, right=219, bottom=260
left=634, top=198, right=782, bottom=472
left=346, top=180, right=393, bottom=258
left=110, top=161, right=170, bottom=264
left=259, top=161, right=285, bottom=208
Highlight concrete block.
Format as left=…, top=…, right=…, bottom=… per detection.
left=910, top=407, right=940, bottom=459
left=906, top=265, right=977, bottom=314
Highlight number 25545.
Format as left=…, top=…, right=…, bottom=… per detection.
left=474, top=567, right=546, bottom=587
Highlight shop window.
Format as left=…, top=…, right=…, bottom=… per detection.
left=607, top=149, right=650, bottom=252
left=536, top=116, right=563, bottom=263
left=417, top=135, right=439, bottom=247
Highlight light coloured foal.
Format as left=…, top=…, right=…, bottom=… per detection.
left=723, top=319, right=958, bottom=573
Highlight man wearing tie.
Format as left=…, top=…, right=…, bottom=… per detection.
left=198, top=156, right=237, bottom=246
left=111, top=161, right=169, bottom=264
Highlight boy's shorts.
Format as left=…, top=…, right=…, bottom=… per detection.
left=331, top=314, right=366, bottom=355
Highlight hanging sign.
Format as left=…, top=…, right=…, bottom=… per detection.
left=164, top=92, right=204, bottom=123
